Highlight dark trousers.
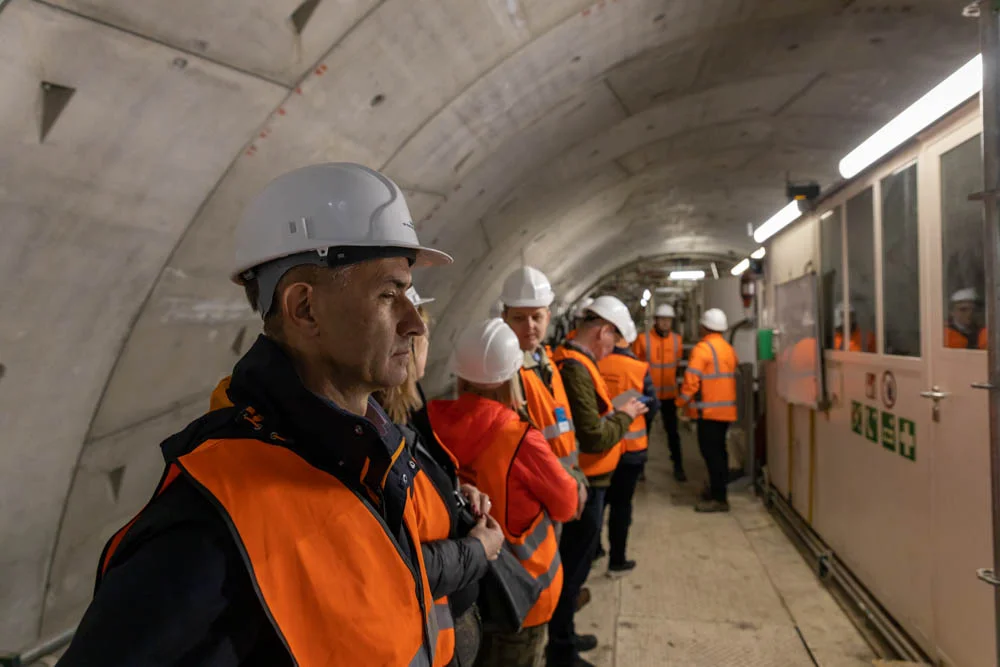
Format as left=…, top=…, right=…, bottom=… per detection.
left=546, top=486, right=606, bottom=663
left=697, top=419, right=730, bottom=502
left=660, top=402, right=682, bottom=469
left=607, top=461, right=644, bottom=566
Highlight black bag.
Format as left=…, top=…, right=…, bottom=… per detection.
left=476, top=544, right=541, bottom=634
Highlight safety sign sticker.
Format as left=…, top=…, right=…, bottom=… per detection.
left=851, top=400, right=916, bottom=462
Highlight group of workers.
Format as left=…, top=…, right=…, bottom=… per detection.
left=57, top=163, right=739, bottom=667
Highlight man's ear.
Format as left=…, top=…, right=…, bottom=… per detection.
left=281, top=282, right=319, bottom=336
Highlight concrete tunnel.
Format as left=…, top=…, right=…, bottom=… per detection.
left=0, top=0, right=981, bottom=653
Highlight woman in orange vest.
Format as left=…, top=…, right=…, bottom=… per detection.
left=429, top=319, right=582, bottom=667
left=677, top=308, right=739, bottom=513
left=375, top=287, right=504, bottom=667
left=597, top=322, right=660, bottom=574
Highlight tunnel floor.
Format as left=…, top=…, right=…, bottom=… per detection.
left=571, top=419, right=879, bottom=667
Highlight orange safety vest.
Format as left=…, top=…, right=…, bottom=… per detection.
left=458, top=420, right=563, bottom=628
left=945, top=325, right=988, bottom=350
left=410, top=432, right=462, bottom=666
left=834, top=328, right=876, bottom=352
left=632, top=329, right=682, bottom=399
left=597, top=352, right=649, bottom=453
left=551, top=345, right=624, bottom=477
left=520, top=355, right=578, bottom=468
left=99, top=428, right=436, bottom=666
left=679, top=333, right=738, bottom=422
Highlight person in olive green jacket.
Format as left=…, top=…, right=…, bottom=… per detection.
left=546, top=298, right=647, bottom=667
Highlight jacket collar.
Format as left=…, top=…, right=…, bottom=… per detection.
left=564, top=339, right=597, bottom=363
left=220, top=335, right=403, bottom=489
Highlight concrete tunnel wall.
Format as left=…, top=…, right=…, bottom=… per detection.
left=0, top=0, right=979, bottom=647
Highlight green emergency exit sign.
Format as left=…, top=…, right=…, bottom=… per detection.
left=851, top=401, right=916, bottom=462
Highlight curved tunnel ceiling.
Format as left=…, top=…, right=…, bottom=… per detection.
left=0, top=0, right=978, bottom=644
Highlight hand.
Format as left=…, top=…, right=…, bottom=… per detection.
left=618, top=397, right=649, bottom=420
left=460, top=483, right=492, bottom=518
left=469, top=515, right=505, bottom=561
left=573, top=482, right=588, bottom=521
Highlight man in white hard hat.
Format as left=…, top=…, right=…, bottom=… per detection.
left=61, top=163, right=452, bottom=667
left=677, top=308, right=738, bottom=513
left=595, top=310, right=659, bottom=574
left=946, top=288, right=987, bottom=349
left=500, top=267, right=588, bottom=488
left=547, top=297, right=648, bottom=667
left=631, top=303, right=686, bottom=480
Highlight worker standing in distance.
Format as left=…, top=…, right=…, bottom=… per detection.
left=597, top=314, right=659, bottom=574
left=677, top=308, right=738, bottom=513
left=631, top=303, right=686, bottom=480
left=833, top=302, right=875, bottom=352
left=547, top=297, right=648, bottom=667
left=945, top=288, right=988, bottom=349
left=429, top=319, right=580, bottom=667
left=58, top=163, right=452, bottom=666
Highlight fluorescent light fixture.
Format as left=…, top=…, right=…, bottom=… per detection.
left=839, top=54, right=982, bottom=179
left=731, top=258, right=750, bottom=276
left=752, top=200, right=802, bottom=244
left=669, top=270, right=705, bottom=281
left=640, top=298, right=648, bottom=308
left=642, top=288, right=651, bottom=301
left=751, top=247, right=766, bottom=260
left=655, top=286, right=687, bottom=294
left=710, top=262, right=719, bottom=279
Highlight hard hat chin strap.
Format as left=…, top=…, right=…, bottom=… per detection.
left=251, top=246, right=417, bottom=317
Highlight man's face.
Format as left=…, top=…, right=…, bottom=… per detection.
left=952, top=300, right=977, bottom=329
left=504, top=306, right=551, bottom=351
left=310, top=258, right=426, bottom=391
left=654, top=317, right=673, bottom=333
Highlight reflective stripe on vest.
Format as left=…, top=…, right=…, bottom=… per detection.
left=642, top=331, right=681, bottom=399
left=460, top=420, right=564, bottom=628
left=553, top=346, right=624, bottom=477
left=687, top=337, right=738, bottom=422
left=411, top=467, right=457, bottom=666
left=521, top=365, right=578, bottom=466
left=598, top=351, right=651, bottom=455
left=102, top=436, right=436, bottom=666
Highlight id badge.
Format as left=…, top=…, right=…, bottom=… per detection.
left=554, top=407, right=570, bottom=434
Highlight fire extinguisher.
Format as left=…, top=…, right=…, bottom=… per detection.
left=740, top=272, right=755, bottom=309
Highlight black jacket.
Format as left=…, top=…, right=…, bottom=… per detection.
left=59, top=336, right=426, bottom=667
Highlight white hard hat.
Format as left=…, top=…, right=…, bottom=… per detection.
left=585, top=296, right=635, bottom=340
left=572, top=297, right=595, bottom=320
left=501, top=267, right=555, bottom=308
left=833, top=302, right=855, bottom=329
left=701, top=308, right=728, bottom=332
left=951, top=288, right=979, bottom=303
left=621, top=315, right=638, bottom=345
left=654, top=304, right=675, bottom=318
left=453, top=318, right=524, bottom=385
left=233, top=163, right=452, bottom=314
left=406, top=286, right=434, bottom=307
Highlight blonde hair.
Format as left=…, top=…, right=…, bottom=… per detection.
left=456, top=376, right=525, bottom=413
left=374, top=306, right=431, bottom=423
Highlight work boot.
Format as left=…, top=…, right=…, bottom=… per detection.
left=695, top=499, right=730, bottom=513
left=575, top=586, right=591, bottom=612
left=573, top=634, right=598, bottom=652
left=673, top=467, right=687, bottom=482
left=608, top=560, right=637, bottom=577
left=700, top=484, right=712, bottom=501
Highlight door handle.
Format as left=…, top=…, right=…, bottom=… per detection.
left=972, top=382, right=996, bottom=391
left=919, top=387, right=951, bottom=400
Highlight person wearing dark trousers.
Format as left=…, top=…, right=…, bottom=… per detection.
left=631, top=303, right=686, bottom=480
left=677, top=309, right=738, bottom=513
left=596, top=337, right=659, bottom=569
left=548, top=297, right=647, bottom=667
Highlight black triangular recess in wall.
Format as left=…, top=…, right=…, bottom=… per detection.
left=40, top=81, right=76, bottom=143
left=107, top=466, right=126, bottom=502
left=290, top=0, right=321, bottom=36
